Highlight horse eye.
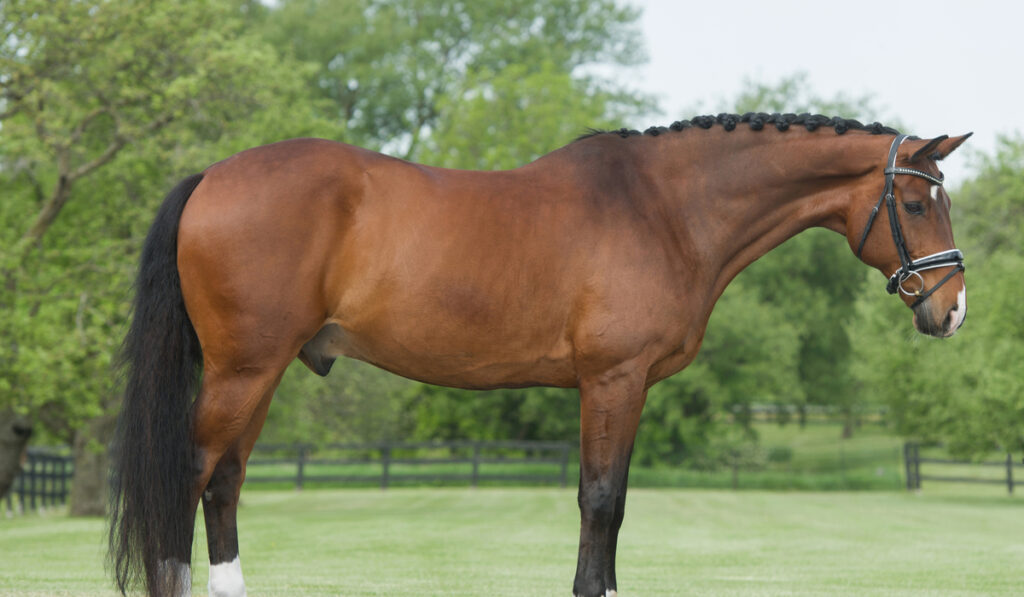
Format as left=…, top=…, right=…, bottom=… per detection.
left=904, top=202, right=924, bottom=215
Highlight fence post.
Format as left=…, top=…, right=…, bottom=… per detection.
left=296, top=445, right=307, bottom=491
left=27, top=455, right=37, bottom=511
left=381, top=446, right=391, bottom=490
left=42, top=457, right=50, bottom=508
left=48, top=456, right=56, bottom=507
left=59, top=457, right=68, bottom=505
left=16, top=466, right=25, bottom=513
left=1006, top=453, right=1014, bottom=495
left=912, top=444, right=922, bottom=490
left=471, top=444, right=481, bottom=488
left=905, top=444, right=913, bottom=491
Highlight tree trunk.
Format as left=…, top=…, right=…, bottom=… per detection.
left=69, top=412, right=117, bottom=517
left=841, top=410, right=855, bottom=439
left=0, top=408, right=33, bottom=499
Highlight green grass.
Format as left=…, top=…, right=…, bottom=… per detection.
left=3, top=487, right=1023, bottom=596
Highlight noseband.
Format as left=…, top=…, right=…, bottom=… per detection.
left=855, top=134, right=965, bottom=308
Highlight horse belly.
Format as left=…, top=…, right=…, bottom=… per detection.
left=317, top=296, right=579, bottom=389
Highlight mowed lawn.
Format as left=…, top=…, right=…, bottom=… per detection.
left=2, top=488, right=1023, bottom=596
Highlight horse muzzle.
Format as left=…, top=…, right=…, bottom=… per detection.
left=912, top=285, right=966, bottom=338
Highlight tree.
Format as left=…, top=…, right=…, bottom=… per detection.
left=262, top=0, right=649, bottom=159
left=0, top=0, right=329, bottom=511
left=424, top=60, right=644, bottom=170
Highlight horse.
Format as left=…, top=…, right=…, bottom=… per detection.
left=108, top=112, right=969, bottom=597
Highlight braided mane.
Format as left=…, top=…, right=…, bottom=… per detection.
left=577, top=112, right=902, bottom=142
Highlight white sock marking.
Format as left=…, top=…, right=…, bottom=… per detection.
left=209, top=556, right=247, bottom=597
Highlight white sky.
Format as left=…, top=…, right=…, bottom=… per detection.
left=630, top=0, right=1023, bottom=184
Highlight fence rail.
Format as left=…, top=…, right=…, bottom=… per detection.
left=903, top=442, right=1017, bottom=494
left=4, top=447, right=73, bottom=516
left=246, top=440, right=574, bottom=489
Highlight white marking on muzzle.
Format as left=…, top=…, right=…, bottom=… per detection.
left=948, top=286, right=967, bottom=332
left=209, top=556, right=247, bottom=597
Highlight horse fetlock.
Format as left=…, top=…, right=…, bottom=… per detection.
left=208, top=555, right=247, bottom=597
left=572, top=580, right=616, bottom=597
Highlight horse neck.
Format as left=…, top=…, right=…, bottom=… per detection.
left=637, top=128, right=887, bottom=300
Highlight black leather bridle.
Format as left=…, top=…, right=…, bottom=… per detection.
left=855, top=134, right=965, bottom=309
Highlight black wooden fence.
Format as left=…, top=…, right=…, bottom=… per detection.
left=904, top=442, right=1017, bottom=494
left=4, top=447, right=73, bottom=516
left=246, top=440, right=574, bottom=489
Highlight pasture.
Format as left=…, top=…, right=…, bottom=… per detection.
left=2, top=487, right=1022, bottom=596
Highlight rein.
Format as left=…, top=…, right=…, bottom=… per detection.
left=855, top=134, right=965, bottom=308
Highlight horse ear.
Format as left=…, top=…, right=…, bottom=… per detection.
left=909, top=135, right=948, bottom=162
left=910, top=133, right=973, bottom=162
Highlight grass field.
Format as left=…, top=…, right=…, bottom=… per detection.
left=3, top=487, right=1023, bottom=596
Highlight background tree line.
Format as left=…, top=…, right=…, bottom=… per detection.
left=1, top=0, right=1020, bottom=514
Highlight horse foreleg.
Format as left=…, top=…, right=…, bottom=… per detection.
left=573, top=365, right=647, bottom=597
left=190, top=367, right=285, bottom=597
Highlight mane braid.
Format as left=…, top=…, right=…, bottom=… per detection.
left=575, top=112, right=902, bottom=142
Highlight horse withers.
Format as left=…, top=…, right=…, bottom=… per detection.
left=109, top=113, right=969, bottom=597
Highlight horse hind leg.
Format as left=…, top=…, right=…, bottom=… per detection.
left=190, top=364, right=288, bottom=597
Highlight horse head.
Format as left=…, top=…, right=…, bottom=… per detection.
left=849, top=133, right=972, bottom=338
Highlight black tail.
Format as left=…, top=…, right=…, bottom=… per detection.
left=109, top=173, right=204, bottom=597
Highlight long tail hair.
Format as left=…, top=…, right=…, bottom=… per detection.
left=109, top=173, right=204, bottom=596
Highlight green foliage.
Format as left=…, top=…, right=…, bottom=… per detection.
left=424, top=60, right=644, bottom=170
left=957, top=135, right=1024, bottom=254
left=0, top=0, right=330, bottom=443
left=260, top=360, right=419, bottom=446
left=263, top=0, right=649, bottom=158
left=403, top=385, right=579, bottom=443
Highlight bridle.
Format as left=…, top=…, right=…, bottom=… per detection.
left=855, top=134, right=965, bottom=309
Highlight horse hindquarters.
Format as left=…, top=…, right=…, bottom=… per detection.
left=112, top=169, right=320, bottom=597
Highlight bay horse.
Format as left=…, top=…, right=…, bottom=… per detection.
left=109, top=113, right=969, bottom=597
